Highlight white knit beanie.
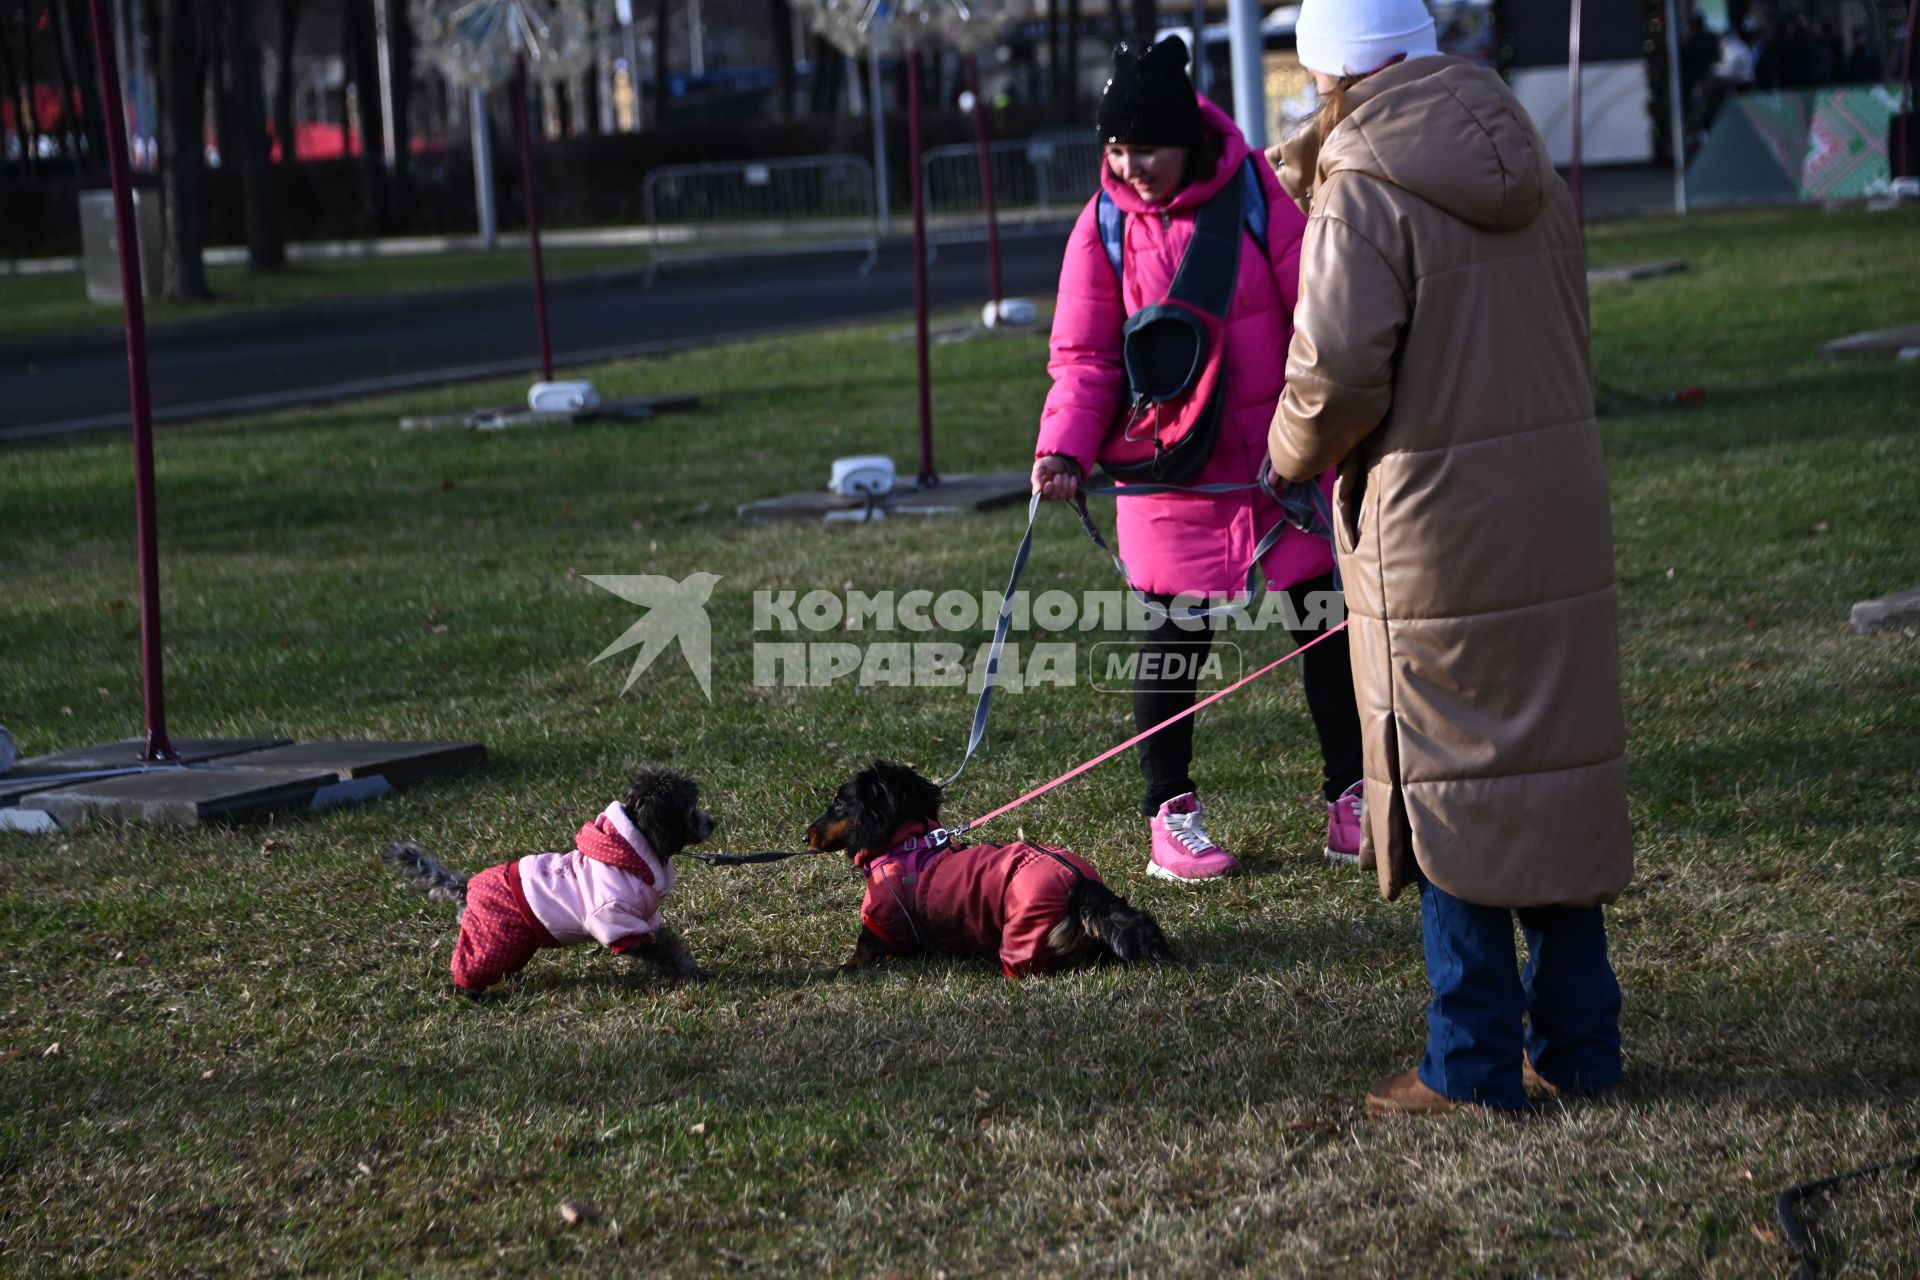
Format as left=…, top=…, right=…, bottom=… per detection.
left=1294, top=0, right=1440, bottom=77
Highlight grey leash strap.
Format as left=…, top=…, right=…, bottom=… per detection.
left=937, top=491, right=1045, bottom=788
left=937, top=475, right=1338, bottom=787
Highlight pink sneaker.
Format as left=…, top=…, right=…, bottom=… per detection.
left=1325, top=780, right=1363, bottom=865
left=1148, top=793, right=1242, bottom=882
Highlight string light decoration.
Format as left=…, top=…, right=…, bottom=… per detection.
left=411, top=0, right=597, bottom=89
left=798, top=0, right=1014, bottom=58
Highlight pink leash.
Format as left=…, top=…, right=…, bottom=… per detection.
left=940, top=619, right=1351, bottom=842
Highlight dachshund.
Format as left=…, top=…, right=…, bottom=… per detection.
left=381, top=766, right=711, bottom=993
left=806, top=760, right=1173, bottom=978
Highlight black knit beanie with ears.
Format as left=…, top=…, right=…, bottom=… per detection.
left=1097, top=36, right=1203, bottom=148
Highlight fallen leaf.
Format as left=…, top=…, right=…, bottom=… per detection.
left=356, top=1161, right=373, bottom=1176
left=559, top=1200, right=600, bottom=1226
left=1750, top=1224, right=1780, bottom=1246
left=108, top=599, right=127, bottom=612
left=1813, top=521, right=1829, bottom=532
left=41, top=1042, right=61, bottom=1058
left=261, top=840, right=290, bottom=854
left=690, top=1122, right=706, bottom=1135
left=200, top=1069, right=215, bottom=1080
left=0, top=1050, right=21, bottom=1063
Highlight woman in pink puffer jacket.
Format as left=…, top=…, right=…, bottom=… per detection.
left=1032, top=36, right=1362, bottom=882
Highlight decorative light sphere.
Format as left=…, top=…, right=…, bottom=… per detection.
left=796, top=0, right=1016, bottom=57
left=411, top=0, right=597, bottom=90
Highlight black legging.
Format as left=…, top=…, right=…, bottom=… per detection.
left=1134, top=573, right=1362, bottom=814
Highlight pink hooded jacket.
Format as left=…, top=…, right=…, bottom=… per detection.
left=516, top=801, right=674, bottom=954
left=1036, top=97, right=1334, bottom=597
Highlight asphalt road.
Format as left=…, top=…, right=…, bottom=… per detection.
left=0, top=233, right=1071, bottom=444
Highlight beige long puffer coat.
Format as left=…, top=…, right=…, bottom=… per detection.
left=1269, top=55, right=1633, bottom=909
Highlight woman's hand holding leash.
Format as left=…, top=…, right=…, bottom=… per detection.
left=1031, top=455, right=1082, bottom=502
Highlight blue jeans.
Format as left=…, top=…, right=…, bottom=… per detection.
left=1416, top=874, right=1623, bottom=1110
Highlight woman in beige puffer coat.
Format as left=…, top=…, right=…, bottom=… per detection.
left=1267, top=0, right=1633, bottom=1115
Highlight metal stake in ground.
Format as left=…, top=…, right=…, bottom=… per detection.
left=513, top=55, right=555, bottom=382
left=85, top=0, right=174, bottom=763
left=964, top=55, right=1003, bottom=316
left=908, top=48, right=936, bottom=486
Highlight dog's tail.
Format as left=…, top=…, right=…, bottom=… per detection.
left=379, top=840, right=470, bottom=903
left=1068, top=878, right=1174, bottom=965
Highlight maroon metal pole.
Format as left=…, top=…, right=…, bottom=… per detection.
left=513, top=56, right=555, bottom=382
left=85, top=0, right=174, bottom=762
left=908, top=48, right=936, bottom=486
left=965, top=55, right=1003, bottom=315
left=1568, top=0, right=1584, bottom=227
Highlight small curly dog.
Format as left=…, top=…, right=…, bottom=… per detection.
left=806, top=760, right=1174, bottom=978
left=381, top=766, right=712, bottom=993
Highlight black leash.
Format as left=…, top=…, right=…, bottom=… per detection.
left=684, top=848, right=824, bottom=866
left=1776, top=1152, right=1920, bottom=1278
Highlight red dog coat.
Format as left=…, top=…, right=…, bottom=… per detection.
left=854, top=819, right=1100, bottom=979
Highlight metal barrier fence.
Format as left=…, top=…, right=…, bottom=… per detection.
left=921, top=130, right=1104, bottom=251
left=643, top=154, right=880, bottom=285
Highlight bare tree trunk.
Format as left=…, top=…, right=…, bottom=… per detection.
left=46, top=0, right=80, bottom=163
left=157, top=0, right=210, bottom=299
left=208, top=6, right=238, bottom=170
left=803, top=33, right=830, bottom=115
left=769, top=0, right=794, bottom=118
left=1046, top=0, right=1063, bottom=106
left=652, top=0, right=670, bottom=128
left=0, top=9, right=40, bottom=176
left=274, top=0, right=302, bottom=160
left=1129, top=0, right=1155, bottom=44
left=579, top=2, right=601, bottom=133
left=224, top=0, right=284, bottom=269
left=344, top=0, right=390, bottom=229
left=1065, top=0, right=1082, bottom=107
left=53, top=0, right=108, bottom=177
left=0, top=15, right=23, bottom=179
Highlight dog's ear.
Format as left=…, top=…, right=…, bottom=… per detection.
left=847, top=761, right=942, bottom=853
left=623, top=766, right=700, bottom=856
left=846, top=764, right=901, bottom=857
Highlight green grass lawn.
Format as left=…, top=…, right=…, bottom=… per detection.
left=0, top=244, right=651, bottom=342
left=2, top=206, right=1916, bottom=1276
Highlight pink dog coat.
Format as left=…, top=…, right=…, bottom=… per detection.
left=450, top=802, right=674, bottom=991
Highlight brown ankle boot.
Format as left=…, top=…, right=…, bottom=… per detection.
left=1364, top=1069, right=1458, bottom=1115
left=1522, top=1057, right=1559, bottom=1099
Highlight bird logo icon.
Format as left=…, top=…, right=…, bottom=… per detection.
left=585, top=572, right=722, bottom=700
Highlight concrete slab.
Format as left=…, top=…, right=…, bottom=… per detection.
left=13, top=737, right=292, bottom=771
left=1821, top=324, right=1920, bottom=361
left=738, top=472, right=1031, bottom=524
left=1850, top=587, right=1920, bottom=633
left=400, top=395, right=702, bottom=431
left=23, top=764, right=341, bottom=827
left=1587, top=259, right=1688, bottom=284
left=215, top=739, right=486, bottom=787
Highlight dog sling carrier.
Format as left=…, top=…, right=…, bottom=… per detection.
left=1094, top=157, right=1268, bottom=483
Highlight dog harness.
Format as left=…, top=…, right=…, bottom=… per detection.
left=853, top=819, right=1101, bottom=979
